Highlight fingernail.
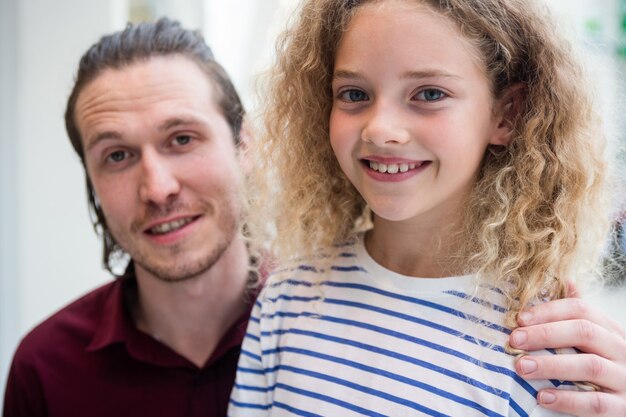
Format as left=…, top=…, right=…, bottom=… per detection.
left=538, top=391, right=556, bottom=404
left=519, top=357, right=538, bottom=375
left=511, top=329, right=527, bottom=347
left=518, top=311, right=533, bottom=325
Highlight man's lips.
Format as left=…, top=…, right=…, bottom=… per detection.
left=143, top=215, right=201, bottom=235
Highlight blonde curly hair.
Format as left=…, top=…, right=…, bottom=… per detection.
left=248, top=0, right=611, bottom=327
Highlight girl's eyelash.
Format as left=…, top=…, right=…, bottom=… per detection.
left=337, top=88, right=369, bottom=102
left=413, top=88, right=447, bottom=102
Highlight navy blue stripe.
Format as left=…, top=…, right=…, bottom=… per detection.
left=263, top=329, right=520, bottom=398
left=266, top=295, right=322, bottom=303
left=444, top=290, right=507, bottom=313
left=240, top=348, right=261, bottom=362
left=229, top=399, right=271, bottom=410
left=273, top=279, right=509, bottom=334
left=278, top=367, right=454, bottom=417
left=273, top=346, right=506, bottom=416
left=237, top=366, right=266, bottom=375
left=509, top=397, right=528, bottom=417
left=262, top=311, right=510, bottom=376
left=324, top=297, right=507, bottom=353
left=234, top=383, right=273, bottom=393
left=273, top=401, right=324, bottom=417
left=259, top=294, right=506, bottom=353
left=244, top=332, right=260, bottom=342
left=297, top=265, right=319, bottom=272
left=330, top=265, right=368, bottom=272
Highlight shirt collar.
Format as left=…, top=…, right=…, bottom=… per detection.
left=86, top=273, right=257, bottom=369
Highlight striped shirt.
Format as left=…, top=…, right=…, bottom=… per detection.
left=229, top=236, right=575, bottom=417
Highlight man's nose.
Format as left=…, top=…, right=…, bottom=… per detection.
left=138, top=151, right=181, bottom=205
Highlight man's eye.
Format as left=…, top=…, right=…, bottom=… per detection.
left=339, top=89, right=369, bottom=102
left=173, top=135, right=192, bottom=146
left=416, top=88, right=446, bottom=102
left=107, top=150, right=127, bottom=163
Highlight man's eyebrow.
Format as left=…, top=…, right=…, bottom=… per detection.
left=85, top=131, right=123, bottom=151
left=85, top=118, right=203, bottom=151
left=158, top=117, right=201, bottom=131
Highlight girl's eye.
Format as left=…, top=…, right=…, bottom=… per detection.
left=415, top=88, right=446, bottom=102
left=173, top=135, right=192, bottom=146
left=339, top=89, right=369, bottom=102
left=107, top=150, right=127, bottom=163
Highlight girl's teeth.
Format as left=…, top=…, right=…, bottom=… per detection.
left=368, top=161, right=421, bottom=174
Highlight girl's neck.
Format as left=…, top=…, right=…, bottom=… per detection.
left=366, top=214, right=466, bottom=278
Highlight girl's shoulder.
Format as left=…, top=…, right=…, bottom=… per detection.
left=260, top=238, right=362, bottom=298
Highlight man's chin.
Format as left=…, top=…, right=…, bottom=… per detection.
left=137, top=258, right=216, bottom=283
left=133, top=238, right=231, bottom=283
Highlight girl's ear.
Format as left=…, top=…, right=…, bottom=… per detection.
left=490, top=83, right=525, bottom=146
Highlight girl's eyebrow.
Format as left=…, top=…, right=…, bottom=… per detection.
left=332, top=69, right=364, bottom=81
left=401, top=69, right=461, bottom=80
left=333, top=69, right=461, bottom=81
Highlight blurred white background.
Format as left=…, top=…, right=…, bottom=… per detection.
left=1, top=0, right=625, bottom=402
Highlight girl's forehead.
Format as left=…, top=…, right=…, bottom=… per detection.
left=347, top=0, right=467, bottom=48
left=343, top=0, right=488, bottom=74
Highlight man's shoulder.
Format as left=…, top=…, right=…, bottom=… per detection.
left=13, top=280, right=120, bottom=363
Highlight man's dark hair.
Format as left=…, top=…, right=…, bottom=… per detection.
left=65, top=17, right=246, bottom=276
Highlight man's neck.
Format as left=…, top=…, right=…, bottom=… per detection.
left=131, top=236, right=250, bottom=367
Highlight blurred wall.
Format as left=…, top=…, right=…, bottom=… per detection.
left=0, top=0, right=123, bottom=401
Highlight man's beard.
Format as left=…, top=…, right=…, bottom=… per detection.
left=138, top=220, right=236, bottom=283
left=109, top=195, right=241, bottom=283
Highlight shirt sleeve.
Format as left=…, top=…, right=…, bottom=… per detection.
left=3, top=347, right=47, bottom=417
left=228, top=297, right=272, bottom=417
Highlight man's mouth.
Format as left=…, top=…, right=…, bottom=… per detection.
left=147, top=217, right=197, bottom=235
left=367, top=160, right=426, bottom=174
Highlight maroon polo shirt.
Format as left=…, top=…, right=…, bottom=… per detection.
left=3, top=276, right=253, bottom=417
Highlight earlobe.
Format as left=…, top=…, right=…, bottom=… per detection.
left=490, top=83, right=525, bottom=146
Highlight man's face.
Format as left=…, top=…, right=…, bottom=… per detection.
left=75, top=56, right=243, bottom=282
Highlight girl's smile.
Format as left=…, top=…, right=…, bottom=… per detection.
left=329, top=0, right=511, bottom=228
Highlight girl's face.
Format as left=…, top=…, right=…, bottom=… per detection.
left=329, top=0, right=510, bottom=228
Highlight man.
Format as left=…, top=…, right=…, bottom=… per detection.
left=3, top=18, right=626, bottom=417
left=4, top=18, right=254, bottom=416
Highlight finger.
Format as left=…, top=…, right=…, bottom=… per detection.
left=516, top=299, right=625, bottom=338
left=509, top=320, right=626, bottom=362
left=566, top=281, right=581, bottom=298
left=536, top=389, right=626, bottom=417
left=515, top=354, right=625, bottom=392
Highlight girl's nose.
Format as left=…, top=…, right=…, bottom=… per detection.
left=361, top=102, right=411, bottom=146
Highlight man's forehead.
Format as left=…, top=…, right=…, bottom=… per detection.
left=75, top=57, right=222, bottom=143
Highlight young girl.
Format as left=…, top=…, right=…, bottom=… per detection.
left=230, top=0, right=612, bottom=416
